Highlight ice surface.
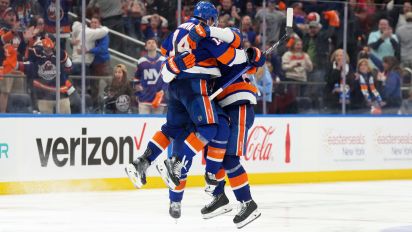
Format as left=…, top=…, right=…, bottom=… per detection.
left=1, top=181, right=412, bottom=232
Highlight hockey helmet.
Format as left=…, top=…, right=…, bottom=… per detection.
left=193, top=1, right=218, bottom=26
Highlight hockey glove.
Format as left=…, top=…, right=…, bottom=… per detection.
left=246, top=47, right=266, bottom=68
left=151, top=90, right=164, bottom=108
left=188, top=23, right=211, bottom=50
left=165, top=51, right=196, bottom=75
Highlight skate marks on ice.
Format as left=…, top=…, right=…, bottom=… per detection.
left=1, top=181, right=412, bottom=232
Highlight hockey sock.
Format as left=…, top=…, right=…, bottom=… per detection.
left=205, top=144, right=226, bottom=174
left=212, top=168, right=227, bottom=195
left=146, top=131, right=171, bottom=163
left=179, top=132, right=207, bottom=160
left=178, top=123, right=218, bottom=160
left=223, top=156, right=252, bottom=202
left=205, top=116, right=229, bottom=174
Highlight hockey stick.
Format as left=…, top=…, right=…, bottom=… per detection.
left=209, top=8, right=294, bottom=100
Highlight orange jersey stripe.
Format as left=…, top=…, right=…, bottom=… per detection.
left=237, top=105, right=247, bottom=156
left=200, top=79, right=208, bottom=96
left=152, top=131, right=170, bottom=150
left=200, top=80, right=215, bottom=124
left=216, top=82, right=258, bottom=100
left=216, top=168, right=226, bottom=180
left=207, top=146, right=225, bottom=160
left=186, top=132, right=206, bottom=153
left=217, top=47, right=235, bottom=65
left=197, top=58, right=218, bottom=67
left=231, top=33, right=241, bottom=48
left=175, top=179, right=187, bottom=191
left=229, top=172, right=248, bottom=188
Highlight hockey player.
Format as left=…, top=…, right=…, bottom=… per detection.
left=166, top=26, right=263, bottom=229
left=125, top=0, right=252, bottom=190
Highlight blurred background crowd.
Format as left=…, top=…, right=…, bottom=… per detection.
left=0, top=0, right=412, bottom=115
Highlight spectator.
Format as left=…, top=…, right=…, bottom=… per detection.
left=243, top=1, right=256, bottom=21
left=38, top=0, right=73, bottom=49
left=103, top=64, right=133, bottom=114
left=0, top=8, right=18, bottom=113
left=88, top=16, right=110, bottom=107
left=291, top=2, right=306, bottom=26
left=0, top=0, right=9, bottom=17
left=367, top=18, right=399, bottom=61
left=123, top=0, right=146, bottom=40
left=253, top=62, right=273, bottom=114
left=296, top=10, right=340, bottom=109
left=255, top=0, right=285, bottom=45
left=240, top=15, right=258, bottom=46
left=396, top=12, right=412, bottom=69
left=87, top=0, right=124, bottom=53
left=69, top=16, right=109, bottom=112
left=281, top=37, right=313, bottom=112
left=217, top=0, right=241, bottom=27
left=20, top=37, right=74, bottom=114
left=380, top=56, right=402, bottom=114
left=354, top=58, right=383, bottom=114
left=70, top=17, right=109, bottom=76
left=89, top=16, right=110, bottom=76
left=134, top=38, right=167, bottom=114
left=218, top=14, right=230, bottom=28
left=395, top=1, right=412, bottom=31
left=10, top=0, right=33, bottom=28
left=282, top=37, right=313, bottom=83
left=324, top=49, right=354, bottom=113
left=141, top=14, right=168, bottom=41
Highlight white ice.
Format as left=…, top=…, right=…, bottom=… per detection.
left=1, top=181, right=412, bottom=232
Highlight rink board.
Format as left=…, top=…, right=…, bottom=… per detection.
left=1, top=115, right=412, bottom=194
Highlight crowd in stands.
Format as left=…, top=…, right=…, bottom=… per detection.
left=0, top=0, right=412, bottom=115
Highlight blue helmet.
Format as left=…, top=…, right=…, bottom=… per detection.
left=193, top=1, right=218, bottom=26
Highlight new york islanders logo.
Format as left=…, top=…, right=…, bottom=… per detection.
left=116, top=95, right=131, bottom=112
left=47, top=2, right=64, bottom=22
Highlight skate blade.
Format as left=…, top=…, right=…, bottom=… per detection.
left=235, top=209, right=261, bottom=229
left=125, top=164, right=143, bottom=189
left=202, top=205, right=232, bottom=219
left=155, top=162, right=177, bottom=189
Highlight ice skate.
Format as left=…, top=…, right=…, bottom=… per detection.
left=233, top=200, right=260, bottom=229
left=156, top=155, right=187, bottom=189
left=204, top=172, right=219, bottom=195
left=169, top=201, right=181, bottom=220
left=125, top=156, right=150, bottom=189
left=201, top=192, right=232, bottom=219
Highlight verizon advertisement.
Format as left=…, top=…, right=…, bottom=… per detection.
left=1, top=116, right=412, bottom=182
